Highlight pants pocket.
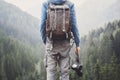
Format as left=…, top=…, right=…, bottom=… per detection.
left=46, top=37, right=53, bottom=51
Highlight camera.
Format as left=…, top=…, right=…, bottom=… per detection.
left=71, top=63, right=83, bottom=77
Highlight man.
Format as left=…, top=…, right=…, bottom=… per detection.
left=40, top=0, right=80, bottom=80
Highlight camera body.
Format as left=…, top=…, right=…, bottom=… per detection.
left=71, top=63, right=83, bottom=77
left=71, top=52, right=83, bottom=77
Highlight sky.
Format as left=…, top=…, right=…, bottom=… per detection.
left=4, top=0, right=119, bottom=36
left=4, top=0, right=85, bottom=10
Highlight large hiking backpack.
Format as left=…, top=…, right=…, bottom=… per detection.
left=46, top=2, right=72, bottom=40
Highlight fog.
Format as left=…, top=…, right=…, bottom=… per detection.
left=5, top=0, right=120, bottom=36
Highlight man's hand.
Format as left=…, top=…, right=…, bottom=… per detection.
left=75, top=47, right=81, bottom=63
left=75, top=47, right=80, bottom=54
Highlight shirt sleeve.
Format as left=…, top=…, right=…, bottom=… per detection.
left=40, top=3, right=47, bottom=44
left=70, top=4, right=80, bottom=47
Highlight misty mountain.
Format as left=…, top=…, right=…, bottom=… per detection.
left=0, top=0, right=41, bottom=45
left=76, top=0, right=120, bottom=35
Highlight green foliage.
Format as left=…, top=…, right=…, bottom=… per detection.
left=0, top=29, right=43, bottom=80
left=0, top=1, right=46, bottom=80
left=80, top=20, right=120, bottom=80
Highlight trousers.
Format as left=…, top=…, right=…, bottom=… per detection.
left=44, top=38, right=71, bottom=80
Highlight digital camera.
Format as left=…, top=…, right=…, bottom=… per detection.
left=71, top=63, right=83, bottom=77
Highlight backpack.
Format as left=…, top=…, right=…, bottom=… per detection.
left=46, top=2, right=72, bottom=40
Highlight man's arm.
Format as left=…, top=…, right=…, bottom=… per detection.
left=40, top=2, right=47, bottom=44
left=70, top=4, right=80, bottom=53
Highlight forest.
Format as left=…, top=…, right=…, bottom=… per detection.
left=79, top=20, right=120, bottom=80
left=0, top=0, right=120, bottom=80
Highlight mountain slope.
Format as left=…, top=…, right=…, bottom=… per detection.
left=0, top=0, right=41, bottom=44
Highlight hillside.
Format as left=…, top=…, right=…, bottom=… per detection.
left=0, top=0, right=40, bottom=45
left=0, top=28, right=45, bottom=80
left=0, top=1, right=45, bottom=79
left=79, top=20, right=120, bottom=80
